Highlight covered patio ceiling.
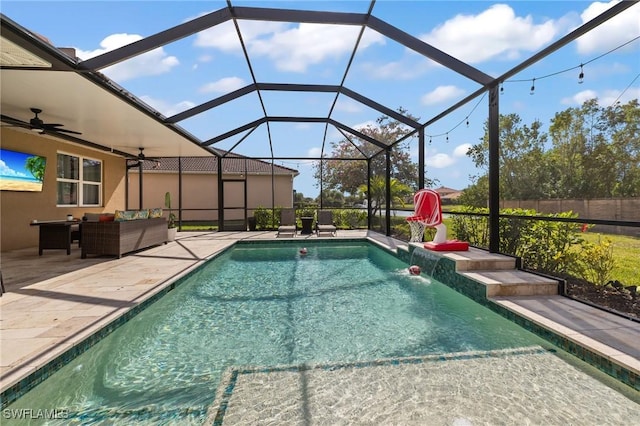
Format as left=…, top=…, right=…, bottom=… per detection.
left=1, top=1, right=635, bottom=163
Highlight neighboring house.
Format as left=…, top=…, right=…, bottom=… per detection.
left=127, top=154, right=299, bottom=225
left=433, top=186, right=462, bottom=204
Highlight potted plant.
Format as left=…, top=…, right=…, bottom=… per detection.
left=165, top=192, right=177, bottom=241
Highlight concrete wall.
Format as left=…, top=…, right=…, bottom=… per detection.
left=1, top=128, right=126, bottom=251
left=501, top=198, right=640, bottom=236
left=127, top=171, right=294, bottom=222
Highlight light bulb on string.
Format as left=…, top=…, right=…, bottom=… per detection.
left=466, top=118, right=469, bottom=128
left=578, top=64, right=584, bottom=84
left=530, top=78, right=536, bottom=95
left=446, top=133, right=449, bottom=143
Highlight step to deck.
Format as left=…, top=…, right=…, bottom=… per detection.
left=441, top=248, right=517, bottom=271
left=460, top=270, right=559, bottom=297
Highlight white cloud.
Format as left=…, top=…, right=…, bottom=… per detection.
left=250, top=23, right=385, bottom=72
left=561, top=89, right=598, bottom=105
left=453, top=143, right=472, bottom=158
left=199, top=76, right=246, bottom=93
left=0, top=160, right=27, bottom=178
left=576, top=1, right=640, bottom=55
left=351, top=120, right=378, bottom=132
left=139, top=95, right=196, bottom=117
left=420, top=4, right=560, bottom=63
left=360, top=58, right=432, bottom=80
left=307, top=147, right=322, bottom=158
left=426, top=144, right=472, bottom=169
left=560, top=87, right=640, bottom=107
left=421, top=85, right=466, bottom=105
left=195, top=20, right=287, bottom=52
left=77, top=34, right=179, bottom=82
left=426, top=153, right=456, bottom=169
left=196, top=21, right=384, bottom=73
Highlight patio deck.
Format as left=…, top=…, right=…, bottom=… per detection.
left=1, top=230, right=638, bottom=404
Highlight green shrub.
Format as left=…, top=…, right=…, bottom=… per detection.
left=450, top=206, right=489, bottom=246
left=333, top=209, right=367, bottom=229
left=254, top=207, right=280, bottom=230
left=575, top=237, right=616, bottom=285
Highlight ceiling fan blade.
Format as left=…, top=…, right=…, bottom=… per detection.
left=1, top=114, right=31, bottom=128
left=47, top=127, right=82, bottom=135
left=42, top=123, right=65, bottom=128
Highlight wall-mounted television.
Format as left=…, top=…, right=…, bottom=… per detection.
left=0, top=148, right=47, bottom=192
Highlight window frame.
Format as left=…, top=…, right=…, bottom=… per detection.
left=56, top=151, right=103, bottom=207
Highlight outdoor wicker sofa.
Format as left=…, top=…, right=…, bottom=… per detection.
left=80, top=210, right=167, bottom=258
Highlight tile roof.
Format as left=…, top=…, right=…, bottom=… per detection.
left=134, top=155, right=298, bottom=176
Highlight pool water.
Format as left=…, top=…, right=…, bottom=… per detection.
left=7, top=242, right=639, bottom=424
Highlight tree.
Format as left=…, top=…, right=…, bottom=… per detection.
left=357, top=175, right=412, bottom=218
left=463, top=99, right=640, bottom=202
left=549, top=99, right=640, bottom=198
left=317, top=189, right=345, bottom=207
left=458, top=175, right=489, bottom=207
left=313, top=109, right=428, bottom=195
left=467, top=113, right=548, bottom=200
left=24, top=155, right=46, bottom=182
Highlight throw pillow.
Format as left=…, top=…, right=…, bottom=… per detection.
left=148, top=208, right=163, bottom=218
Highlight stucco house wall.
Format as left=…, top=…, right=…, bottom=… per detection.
left=127, top=169, right=295, bottom=222
left=1, top=127, right=126, bottom=251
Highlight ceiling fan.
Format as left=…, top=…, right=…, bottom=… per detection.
left=0, top=107, right=82, bottom=135
left=127, top=147, right=161, bottom=169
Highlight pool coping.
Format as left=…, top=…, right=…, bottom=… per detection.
left=1, top=231, right=638, bottom=408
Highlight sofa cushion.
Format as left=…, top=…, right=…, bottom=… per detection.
left=148, top=207, right=163, bottom=218
left=114, top=210, right=139, bottom=221
left=99, top=214, right=115, bottom=222
left=137, top=209, right=150, bottom=219
left=83, top=213, right=103, bottom=222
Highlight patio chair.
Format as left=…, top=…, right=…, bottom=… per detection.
left=316, top=210, right=337, bottom=236
left=277, top=209, right=297, bottom=237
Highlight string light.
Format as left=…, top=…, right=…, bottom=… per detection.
left=503, top=35, right=638, bottom=95
left=422, top=36, right=637, bottom=143
left=530, top=78, right=536, bottom=95
left=578, top=64, right=584, bottom=84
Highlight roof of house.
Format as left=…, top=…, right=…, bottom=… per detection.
left=133, top=154, right=299, bottom=176
left=433, top=186, right=460, bottom=195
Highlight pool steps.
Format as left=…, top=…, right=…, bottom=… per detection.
left=391, top=242, right=559, bottom=298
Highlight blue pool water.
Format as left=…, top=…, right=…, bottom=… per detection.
left=6, top=242, right=638, bottom=424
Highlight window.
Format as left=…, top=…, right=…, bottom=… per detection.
left=56, top=153, right=102, bottom=206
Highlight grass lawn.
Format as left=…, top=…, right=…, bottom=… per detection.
left=581, top=232, right=640, bottom=285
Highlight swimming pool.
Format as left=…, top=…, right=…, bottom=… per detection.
left=6, top=241, right=639, bottom=424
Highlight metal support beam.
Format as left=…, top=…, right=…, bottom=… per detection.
left=367, top=16, right=493, bottom=86
left=217, top=154, right=224, bottom=231
left=79, top=8, right=233, bottom=70
left=418, top=128, right=425, bottom=189
left=138, top=161, right=143, bottom=209
left=385, top=149, right=392, bottom=236
left=488, top=85, right=500, bottom=253
left=320, top=159, right=324, bottom=209
left=178, top=157, right=183, bottom=230
left=367, top=159, right=372, bottom=230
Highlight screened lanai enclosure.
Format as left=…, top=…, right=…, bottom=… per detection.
left=1, top=1, right=638, bottom=248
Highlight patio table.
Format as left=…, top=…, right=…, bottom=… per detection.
left=30, top=219, right=80, bottom=255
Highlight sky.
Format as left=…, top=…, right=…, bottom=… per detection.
left=2, top=1, right=639, bottom=197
